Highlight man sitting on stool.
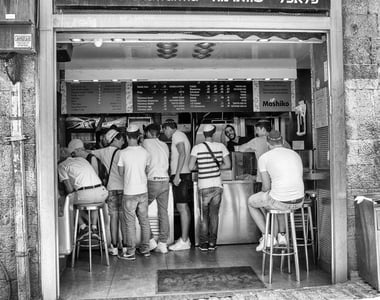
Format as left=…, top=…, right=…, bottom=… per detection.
left=247, top=130, right=304, bottom=251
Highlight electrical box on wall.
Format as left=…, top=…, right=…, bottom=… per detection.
left=0, top=0, right=36, bottom=53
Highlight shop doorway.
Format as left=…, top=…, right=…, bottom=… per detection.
left=54, top=30, right=335, bottom=297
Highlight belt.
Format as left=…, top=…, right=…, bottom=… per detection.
left=282, top=198, right=304, bottom=204
left=150, top=177, right=169, bottom=181
left=77, top=184, right=102, bottom=191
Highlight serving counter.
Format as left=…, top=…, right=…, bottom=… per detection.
left=193, top=180, right=260, bottom=246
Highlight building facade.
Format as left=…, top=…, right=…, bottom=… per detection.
left=0, top=0, right=379, bottom=299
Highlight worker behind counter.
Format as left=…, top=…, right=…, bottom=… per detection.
left=223, top=125, right=250, bottom=153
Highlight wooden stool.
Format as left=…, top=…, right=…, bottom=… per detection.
left=262, top=209, right=307, bottom=284
left=71, top=202, right=109, bottom=272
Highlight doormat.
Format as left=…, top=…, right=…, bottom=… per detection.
left=157, top=266, right=265, bottom=294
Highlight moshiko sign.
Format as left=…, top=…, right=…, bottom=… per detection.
left=55, top=0, right=330, bottom=12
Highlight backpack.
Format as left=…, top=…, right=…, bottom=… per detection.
left=86, top=153, right=110, bottom=187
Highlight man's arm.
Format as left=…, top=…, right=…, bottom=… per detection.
left=189, top=155, right=197, bottom=171
left=118, top=166, right=124, bottom=177
left=173, top=142, right=186, bottom=186
left=237, top=138, right=256, bottom=152
left=220, top=154, right=231, bottom=170
left=261, top=171, right=271, bottom=192
left=62, top=179, right=74, bottom=194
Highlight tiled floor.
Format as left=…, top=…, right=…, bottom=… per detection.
left=59, top=244, right=331, bottom=299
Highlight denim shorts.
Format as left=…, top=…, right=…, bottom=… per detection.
left=248, top=191, right=304, bottom=211
left=170, top=173, right=193, bottom=204
left=107, top=190, right=123, bottom=215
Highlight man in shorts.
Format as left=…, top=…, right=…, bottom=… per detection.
left=189, top=124, right=231, bottom=251
left=142, top=123, right=170, bottom=254
left=118, top=125, right=151, bottom=261
left=162, top=119, right=192, bottom=251
left=91, top=128, right=125, bottom=256
left=247, top=130, right=304, bottom=252
left=58, top=139, right=109, bottom=239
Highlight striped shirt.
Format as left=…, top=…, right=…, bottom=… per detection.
left=190, top=141, right=229, bottom=189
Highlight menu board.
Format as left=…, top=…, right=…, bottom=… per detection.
left=66, top=82, right=126, bottom=114
left=133, top=81, right=253, bottom=113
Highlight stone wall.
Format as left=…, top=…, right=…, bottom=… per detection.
left=0, top=55, right=40, bottom=299
left=343, top=0, right=380, bottom=272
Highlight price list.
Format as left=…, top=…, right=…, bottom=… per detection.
left=133, top=81, right=252, bottom=113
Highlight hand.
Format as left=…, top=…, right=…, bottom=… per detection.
left=173, top=174, right=181, bottom=186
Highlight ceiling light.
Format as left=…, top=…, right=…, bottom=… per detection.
left=283, top=78, right=289, bottom=81
left=111, top=38, right=125, bottom=42
left=72, top=80, right=79, bottom=83
left=112, top=79, right=119, bottom=82
left=92, top=79, right=99, bottom=82
left=265, top=78, right=271, bottom=81
left=94, top=38, right=103, bottom=48
left=70, top=38, right=84, bottom=42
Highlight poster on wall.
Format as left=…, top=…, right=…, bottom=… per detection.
left=65, top=82, right=127, bottom=114
left=258, top=81, right=292, bottom=112
left=314, top=87, right=329, bottom=128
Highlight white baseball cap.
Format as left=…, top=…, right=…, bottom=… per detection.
left=104, top=129, right=119, bottom=145
left=67, top=139, right=84, bottom=154
left=126, top=124, right=140, bottom=133
left=203, top=124, right=216, bottom=133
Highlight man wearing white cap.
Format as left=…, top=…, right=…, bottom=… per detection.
left=117, top=124, right=151, bottom=260
left=162, top=119, right=192, bottom=251
left=58, top=139, right=109, bottom=239
left=247, top=130, right=304, bottom=252
left=91, top=128, right=126, bottom=256
left=142, top=123, right=170, bottom=254
left=189, top=124, right=231, bottom=251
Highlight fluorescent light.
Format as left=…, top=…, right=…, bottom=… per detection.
left=72, top=80, right=79, bottom=83
left=111, top=38, right=125, bottom=42
left=94, top=38, right=103, bottom=48
left=92, top=79, right=99, bottom=82
left=265, top=78, right=271, bottom=81
left=70, top=38, right=84, bottom=42
left=112, top=79, right=119, bottom=82
left=283, top=78, right=289, bottom=81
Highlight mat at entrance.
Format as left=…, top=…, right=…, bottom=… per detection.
left=157, top=266, right=265, bottom=294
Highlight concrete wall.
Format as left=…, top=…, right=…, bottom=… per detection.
left=343, top=0, right=380, bottom=272
left=0, top=55, right=40, bottom=299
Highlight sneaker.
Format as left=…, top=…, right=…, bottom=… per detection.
left=155, top=242, right=168, bottom=254
left=77, top=226, right=89, bottom=241
left=208, top=244, right=217, bottom=251
left=256, top=234, right=278, bottom=252
left=149, top=238, right=158, bottom=251
left=108, top=244, right=118, bottom=256
left=168, top=238, right=191, bottom=251
left=137, top=249, right=151, bottom=257
left=277, top=233, right=287, bottom=246
left=199, top=243, right=209, bottom=252
left=118, top=252, right=136, bottom=261
left=122, top=247, right=127, bottom=255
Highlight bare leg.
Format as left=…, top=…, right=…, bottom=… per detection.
left=176, top=203, right=190, bottom=241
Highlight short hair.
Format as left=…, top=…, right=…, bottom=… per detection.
left=145, top=123, right=161, bottom=137
left=255, top=120, right=272, bottom=132
left=162, top=119, right=177, bottom=130
left=267, top=130, right=283, bottom=146
left=126, top=131, right=140, bottom=140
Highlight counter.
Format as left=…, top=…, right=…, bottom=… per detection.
left=193, top=180, right=260, bottom=246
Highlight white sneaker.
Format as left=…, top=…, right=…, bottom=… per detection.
left=277, top=233, right=287, bottom=246
left=149, top=238, right=158, bottom=251
left=155, top=242, right=168, bottom=254
left=108, top=244, right=118, bottom=256
left=256, top=234, right=278, bottom=252
left=168, top=238, right=191, bottom=251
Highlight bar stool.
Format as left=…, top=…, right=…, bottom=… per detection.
left=262, top=209, right=307, bottom=284
left=71, top=202, right=109, bottom=272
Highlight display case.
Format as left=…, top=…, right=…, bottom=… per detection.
left=231, top=152, right=257, bottom=179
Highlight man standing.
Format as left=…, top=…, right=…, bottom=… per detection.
left=247, top=130, right=304, bottom=252
left=162, top=119, right=192, bottom=251
left=58, top=139, right=109, bottom=239
left=91, top=128, right=125, bottom=256
left=118, top=125, right=151, bottom=260
left=142, top=123, right=170, bottom=254
left=189, top=125, right=231, bottom=251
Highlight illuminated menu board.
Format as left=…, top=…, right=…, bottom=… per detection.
left=133, top=81, right=253, bottom=113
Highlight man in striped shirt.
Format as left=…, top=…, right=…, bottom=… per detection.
left=189, top=124, right=231, bottom=251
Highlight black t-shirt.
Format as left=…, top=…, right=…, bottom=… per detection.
left=226, top=136, right=251, bottom=152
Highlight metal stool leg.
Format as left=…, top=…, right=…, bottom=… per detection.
left=269, top=213, right=275, bottom=284
left=99, top=207, right=110, bottom=266
left=88, top=209, right=92, bottom=272
left=71, top=208, right=80, bottom=268
left=290, top=212, right=300, bottom=282
left=262, top=211, right=270, bottom=277
left=285, top=213, right=291, bottom=273
left=301, top=207, right=309, bottom=273
left=307, top=206, right=316, bottom=264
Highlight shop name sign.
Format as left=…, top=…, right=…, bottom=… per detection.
left=259, top=81, right=292, bottom=112
left=56, top=0, right=330, bottom=12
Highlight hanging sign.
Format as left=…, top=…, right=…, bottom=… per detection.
left=56, top=0, right=330, bottom=12
left=259, top=81, right=292, bottom=112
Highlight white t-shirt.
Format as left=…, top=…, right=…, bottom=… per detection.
left=91, top=146, right=123, bottom=190
left=58, top=157, right=101, bottom=191
left=170, top=130, right=191, bottom=175
left=142, top=138, right=169, bottom=180
left=191, top=141, right=229, bottom=189
left=258, top=147, right=304, bottom=201
left=117, top=146, right=151, bottom=195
